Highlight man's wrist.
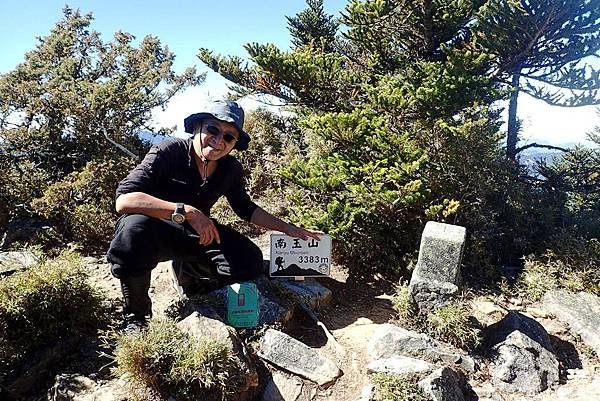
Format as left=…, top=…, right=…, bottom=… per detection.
left=171, top=202, right=186, bottom=224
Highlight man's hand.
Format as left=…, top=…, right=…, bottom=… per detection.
left=186, top=207, right=221, bottom=245
left=285, top=224, right=322, bottom=241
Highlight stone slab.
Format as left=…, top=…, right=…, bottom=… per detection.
left=258, top=329, right=342, bottom=386
left=543, top=290, right=600, bottom=356
left=367, top=324, right=476, bottom=372
left=408, top=222, right=466, bottom=312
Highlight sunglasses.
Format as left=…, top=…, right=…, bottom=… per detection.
left=204, top=124, right=238, bottom=144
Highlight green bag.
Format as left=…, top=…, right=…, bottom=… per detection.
left=227, top=283, right=259, bottom=328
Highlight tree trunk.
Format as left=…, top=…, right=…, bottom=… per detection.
left=506, top=71, right=521, bottom=160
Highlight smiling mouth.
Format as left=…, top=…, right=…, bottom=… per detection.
left=206, top=143, right=224, bottom=152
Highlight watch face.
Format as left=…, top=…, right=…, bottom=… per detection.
left=172, top=213, right=185, bottom=224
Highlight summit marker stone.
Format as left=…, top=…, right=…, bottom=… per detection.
left=408, top=221, right=466, bottom=312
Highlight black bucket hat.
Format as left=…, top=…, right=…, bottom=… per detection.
left=183, top=100, right=251, bottom=151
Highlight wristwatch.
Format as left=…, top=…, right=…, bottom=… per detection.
left=171, top=203, right=186, bottom=224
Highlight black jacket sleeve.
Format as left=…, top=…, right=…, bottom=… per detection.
left=115, top=143, right=169, bottom=198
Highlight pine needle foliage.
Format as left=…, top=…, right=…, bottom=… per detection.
left=199, top=0, right=598, bottom=280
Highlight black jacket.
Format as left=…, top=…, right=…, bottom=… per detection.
left=116, top=137, right=258, bottom=221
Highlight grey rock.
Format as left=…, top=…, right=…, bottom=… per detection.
left=260, top=371, right=303, bottom=401
left=543, top=290, right=600, bottom=356
left=484, top=311, right=553, bottom=351
left=48, top=374, right=95, bottom=401
left=367, top=355, right=433, bottom=375
left=412, top=222, right=466, bottom=283
left=276, top=278, right=332, bottom=310
left=408, top=222, right=466, bottom=312
left=418, top=367, right=466, bottom=401
left=470, top=383, right=506, bottom=401
left=177, top=312, right=258, bottom=393
left=0, top=250, right=38, bottom=276
left=491, top=330, right=559, bottom=395
left=258, top=285, right=294, bottom=324
left=179, top=278, right=294, bottom=325
left=258, top=329, right=342, bottom=386
left=407, top=276, right=459, bottom=312
left=367, top=324, right=476, bottom=372
left=484, top=311, right=559, bottom=395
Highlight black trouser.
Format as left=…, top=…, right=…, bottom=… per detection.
left=106, top=214, right=264, bottom=319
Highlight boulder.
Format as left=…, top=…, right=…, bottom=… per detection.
left=408, top=278, right=459, bottom=313
left=368, top=324, right=476, bottom=372
left=367, top=355, right=433, bottom=375
left=258, top=329, right=342, bottom=386
left=48, top=374, right=95, bottom=401
left=484, top=311, right=554, bottom=351
left=177, top=312, right=258, bottom=393
left=418, top=367, right=466, bottom=401
left=178, top=277, right=296, bottom=326
left=408, top=222, right=466, bottom=312
left=543, top=290, right=600, bottom=356
left=0, top=250, right=38, bottom=276
left=260, top=371, right=303, bottom=401
left=484, top=313, right=560, bottom=395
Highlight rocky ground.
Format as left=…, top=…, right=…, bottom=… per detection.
left=4, top=231, right=600, bottom=401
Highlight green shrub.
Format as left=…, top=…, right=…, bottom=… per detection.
left=392, top=281, right=416, bottom=320
left=393, top=283, right=480, bottom=350
left=0, top=249, right=104, bottom=368
left=281, top=107, right=433, bottom=279
left=115, top=318, right=239, bottom=401
left=515, top=255, right=560, bottom=301
left=0, top=161, right=51, bottom=230
left=516, top=237, right=600, bottom=301
left=31, top=157, right=135, bottom=251
left=425, top=301, right=480, bottom=350
left=371, top=373, right=427, bottom=401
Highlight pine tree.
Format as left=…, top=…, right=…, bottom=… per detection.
left=199, top=0, right=513, bottom=276
left=286, top=0, right=339, bottom=52
left=475, top=0, right=600, bottom=159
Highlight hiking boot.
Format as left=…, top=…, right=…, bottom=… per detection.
left=119, top=271, right=152, bottom=330
left=122, top=313, right=148, bottom=334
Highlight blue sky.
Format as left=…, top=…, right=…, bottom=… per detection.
left=1, top=0, right=597, bottom=145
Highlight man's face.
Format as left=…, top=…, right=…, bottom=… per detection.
left=195, top=118, right=240, bottom=160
